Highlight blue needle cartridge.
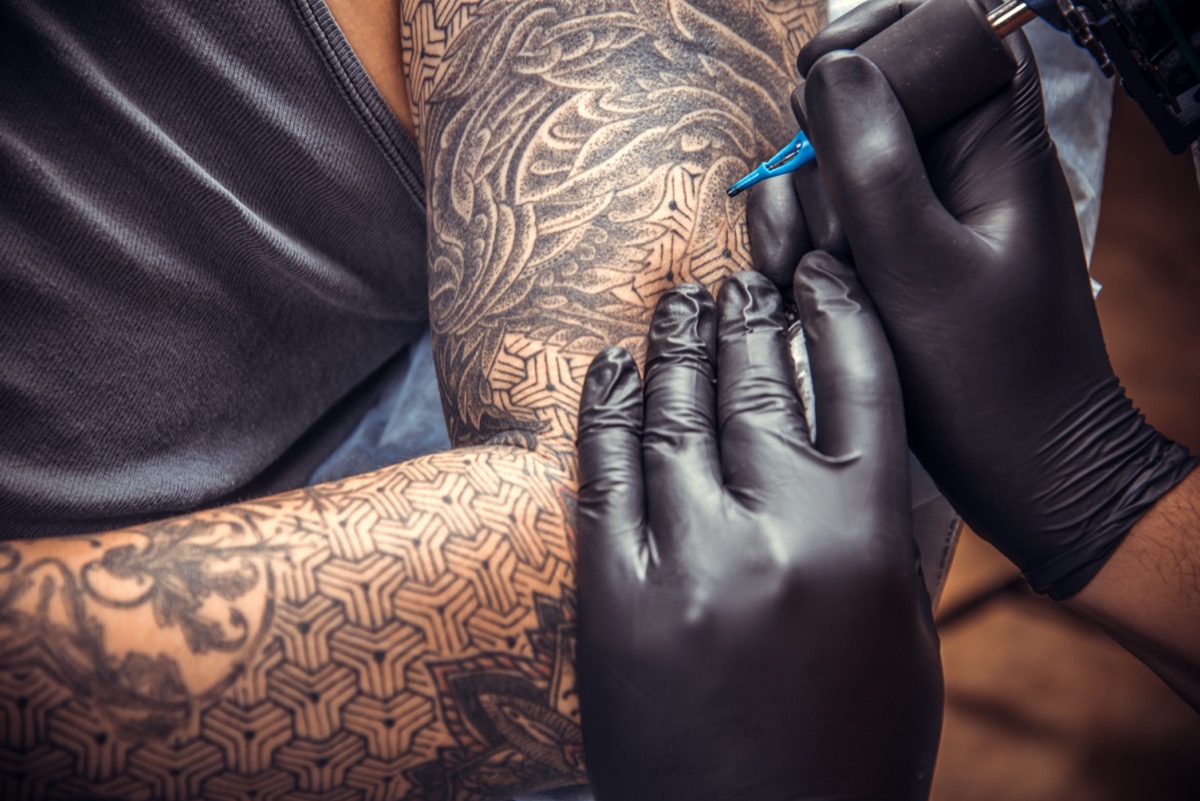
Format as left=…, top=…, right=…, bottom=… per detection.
left=727, top=129, right=815, bottom=197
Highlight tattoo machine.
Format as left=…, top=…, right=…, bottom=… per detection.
left=729, top=0, right=1200, bottom=197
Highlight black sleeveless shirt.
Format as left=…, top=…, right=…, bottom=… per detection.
left=0, top=0, right=430, bottom=537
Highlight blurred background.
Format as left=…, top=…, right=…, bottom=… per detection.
left=930, top=90, right=1200, bottom=800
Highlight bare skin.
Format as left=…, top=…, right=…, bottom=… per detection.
left=326, top=0, right=418, bottom=138
left=1066, top=469, right=1200, bottom=710
left=0, top=2, right=821, bottom=799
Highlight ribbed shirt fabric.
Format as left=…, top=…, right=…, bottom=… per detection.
left=0, top=0, right=429, bottom=537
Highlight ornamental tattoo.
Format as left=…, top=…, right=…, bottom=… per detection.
left=408, top=0, right=818, bottom=446
left=0, top=449, right=580, bottom=800
left=0, top=1, right=819, bottom=798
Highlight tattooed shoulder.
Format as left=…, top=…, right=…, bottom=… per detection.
left=404, top=0, right=821, bottom=446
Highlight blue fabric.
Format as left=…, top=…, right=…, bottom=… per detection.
left=310, top=329, right=451, bottom=482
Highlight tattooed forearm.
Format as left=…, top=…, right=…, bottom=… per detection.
left=2, top=447, right=580, bottom=800
left=404, top=0, right=822, bottom=446
left=0, top=525, right=276, bottom=743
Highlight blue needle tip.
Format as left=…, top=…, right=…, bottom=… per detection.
left=727, top=129, right=815, bottom=197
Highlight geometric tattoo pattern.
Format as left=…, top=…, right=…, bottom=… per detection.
left=0, top=448, right=581, bottom=800
left=0, top=1, right=819, bottom=798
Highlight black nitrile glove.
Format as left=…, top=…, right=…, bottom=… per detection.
left=750, top=0, right=1197, bottom=599
left=575, top=270, right=942, bottom=801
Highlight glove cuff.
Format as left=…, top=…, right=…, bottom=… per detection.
left=1023, top=436, right=1199, bottom=600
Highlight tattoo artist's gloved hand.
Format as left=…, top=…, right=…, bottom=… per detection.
left=748, top=0, right=1197, bottom=600
left=575, top=271, right=942, bottom=801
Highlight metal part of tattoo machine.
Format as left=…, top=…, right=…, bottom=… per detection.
left=728, top=0, right=1200, bottom=196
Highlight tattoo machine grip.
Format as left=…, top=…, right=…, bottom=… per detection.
left=851, top=0, right=1018, bottom=138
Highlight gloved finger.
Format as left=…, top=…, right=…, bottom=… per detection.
left=797, top=0, right=919, bottom=77
left=792, top=251, right=906, bottom=461
left=791, top=162, right=849, bottom=258
left=746, top=174, right=810, bottom=290
left=716, top=271, right=811, bottom=496
left=577, top=347, right=648, bottom=582
left=800, top=51, right=955, bottom=276
left=641, top=284, right=723, bottom=548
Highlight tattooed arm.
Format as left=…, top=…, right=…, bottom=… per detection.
left=0, top=2, right=819, bottom=798
left=1, top=449, right=582, bottom=800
